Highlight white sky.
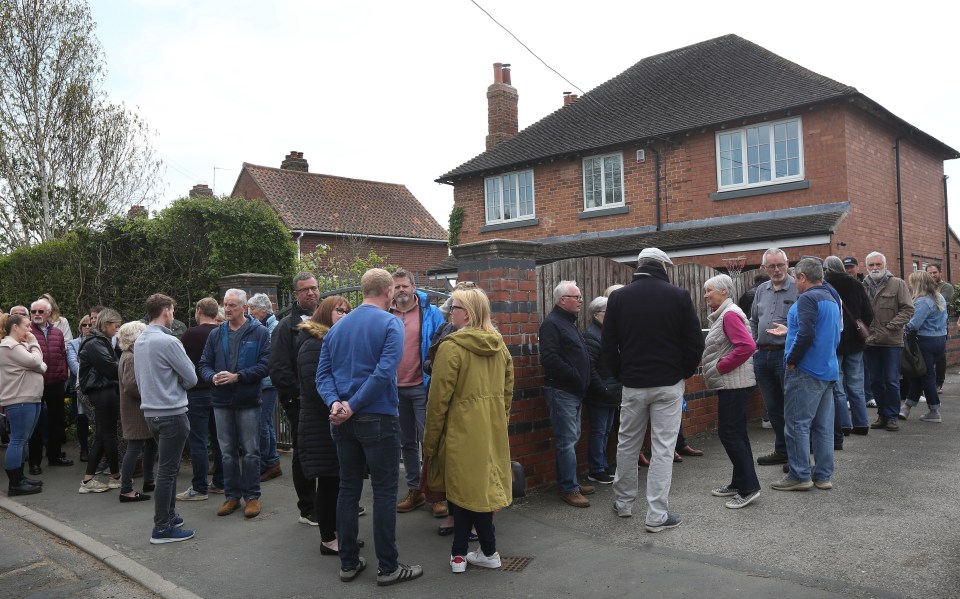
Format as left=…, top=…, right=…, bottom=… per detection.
left=89, top=0, right=960, bottom=232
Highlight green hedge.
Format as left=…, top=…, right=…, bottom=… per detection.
left=0, top=197, right=297, bottom=329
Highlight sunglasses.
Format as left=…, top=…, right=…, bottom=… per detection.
left=80, top=324, right=91, bottom=329
left=335, top=307, right=350, bottom=314
left=31, top=309, right=47, bottom=314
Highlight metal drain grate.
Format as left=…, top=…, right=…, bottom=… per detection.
left=499, top=556, right=533, bottom=572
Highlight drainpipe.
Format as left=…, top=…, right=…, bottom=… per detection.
left=945, top=175, right=952, bottom=282
left=895, top=137, right=905, bottom=278
left=295, top=231, right=305, bottom=261
left=654, top=147, right=662, bottom=231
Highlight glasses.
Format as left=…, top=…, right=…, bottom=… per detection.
left=30, top=309, right=47, bottom=314
left=295, top=285, right=319, bottom=294
left=562, top=295, right=583, bottom=302
left=764, top=263, right=787, bottom=271
left=80, top=324, right=91, bottom=329
left=335, top=307, right=350, bottom=314
left=450, top=305, right=466, bottom=312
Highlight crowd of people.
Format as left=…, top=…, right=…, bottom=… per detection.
left=0, top=248, right=953, bottom=582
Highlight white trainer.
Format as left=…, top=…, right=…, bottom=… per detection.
left=466, top=550, right=502, bottom=569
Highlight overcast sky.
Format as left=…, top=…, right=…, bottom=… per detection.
left=89, top=0, right=959, bottom=235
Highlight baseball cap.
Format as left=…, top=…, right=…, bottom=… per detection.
left=842, top=256, right=858, bottom=266
left=637, top=247, right=673, bottom=265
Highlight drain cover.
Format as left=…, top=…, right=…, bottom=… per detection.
left=499, top=556, right=533, bottom=572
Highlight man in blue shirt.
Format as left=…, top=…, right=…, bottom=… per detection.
left=317, top=268, right=423, bottom=586
left=768, top=258, right=841, bottom=491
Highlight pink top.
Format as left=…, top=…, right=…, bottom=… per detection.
left=717, top=311, right=756, bottom=374
left=393, top=300, right=424, bottom=387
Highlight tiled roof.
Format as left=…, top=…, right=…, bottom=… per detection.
left=439, top=34, right=955, bottom=182
left=239, top=164, right=447, bottom=241
left=429, top=206, right=847, bottom=273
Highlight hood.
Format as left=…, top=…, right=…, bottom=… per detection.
left=633, top=262, right=670, bottom=281
left=220, top=314, right=262, bottom=335
left=297, top=319, right=329, bottom=340
left=444, top=328, right=505, bottom=357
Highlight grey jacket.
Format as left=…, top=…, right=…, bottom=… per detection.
left=134, top=324, right=198, bottom=417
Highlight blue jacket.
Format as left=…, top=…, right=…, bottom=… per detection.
left=785, top=284, right=841, bottom=381
left=905, top=295, right=948, bottom=337
left=391, top=290, right=445, bottom=389
left=199, top=315, right=271, bottom=408
left=260, top=313, right=278, bottom=389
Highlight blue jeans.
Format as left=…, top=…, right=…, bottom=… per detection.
left=186, top=390, right=223, bottom=494
left=783, top=369, right=835, bottom=482
left=4, top=403, right=41, bottom=469
left=397, top=385, right=427, bottom=491
left=258, top=388, right=280, bottom=472
left=146, top=414, right=190, bottom=531
left=717, top=387, right=760, bottom=494
left=833, top=352, right=869, bottom=443
left=864, top=346, right=903, bottom=420
left=753, top=349, right=786, bottom=454
left=120, top=437, right=157, bottom=494
left=907, top=335, right=946, bottom=409
left=586, top=404, right=616, bottom=474
left=332, top=413, right=400, bottom=575
left=214, top=407, right=261, bottom=500
left=544, top=387, right=583, bottom=494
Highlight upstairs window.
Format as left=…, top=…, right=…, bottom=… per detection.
left=583, top=153, right=624, bottom=210
left=716, top=117, right=803, bottom=190
left=485, top=170, right=535, bottom=224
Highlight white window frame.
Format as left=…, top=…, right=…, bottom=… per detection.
left=715, top=116, right=805, bottom=192
left=484, top=169, right=536, bottom=225
left=582, top=152, right=625, bottom=211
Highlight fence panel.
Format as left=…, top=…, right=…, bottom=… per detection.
left=536, top=257, right=636, bottom=328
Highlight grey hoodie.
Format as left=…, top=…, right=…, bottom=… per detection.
left=134, top=324, right=198, bottom=417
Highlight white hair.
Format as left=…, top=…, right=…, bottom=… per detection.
left=224, top=288, right=248, bottom=305
left=762, top=248, right=788, bottom=266
left=30, top=298, right=51, bottom=312
left=865, top=251, right=886, bottom=267
left=553, top=280, right=577, bottom=304
left=704, top=274, right=736, bottom=296
left=247, top=293, right=272, bottom=313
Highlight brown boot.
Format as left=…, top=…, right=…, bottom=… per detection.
left=396, top=490, right=425, bottom=513
left=560, top=491, right=590, bottom=508
left=244, top=498, right=261, bottom=518
left=259, top=463, right=282, bottom=482
left=431, top=500, right=449, bottom=518
left=217, top=498, right=241, bottom=516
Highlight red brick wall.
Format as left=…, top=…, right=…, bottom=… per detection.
left=298, top=234, right=448, bottom=273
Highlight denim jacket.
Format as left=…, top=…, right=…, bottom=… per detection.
left=905, top=295, right=948, bottom=337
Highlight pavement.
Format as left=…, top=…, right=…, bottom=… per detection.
left=3, top=375, right=960, bottom=599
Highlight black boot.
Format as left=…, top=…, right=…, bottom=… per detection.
left=6, top=468, right=42, bottom=496
left=19, top=464, right=42, bottom=487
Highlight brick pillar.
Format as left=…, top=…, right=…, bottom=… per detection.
left=217, top=273, right=282, bottom=311
left=453, top=239, right=558, bottom=489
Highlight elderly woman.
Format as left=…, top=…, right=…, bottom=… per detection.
left=702, top=274, right=760, bottom=509
left=297, top=295, right=352, bottom=554
left=583, top=296, right=621, bottom=484
left=78, top=307, right=123, bottom=493
left=1, top=313, right=47, bottom=496
left=900, top=270, right=948, bottom=423
left=424, top=285, right=513, bottom=573
left=117, top=321, right=155, bottom=502
left=248, top=293, right=281, bottom=481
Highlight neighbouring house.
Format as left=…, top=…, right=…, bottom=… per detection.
left=231, top=152, right=449, bottom=272
left=435, top=34, right=959, bottom=278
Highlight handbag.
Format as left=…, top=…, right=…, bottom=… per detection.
left=418, top=456, right=446, bottom=504
left=901, top=334, right=927, bottom=378
left=841, top=303, right=870, bottom=341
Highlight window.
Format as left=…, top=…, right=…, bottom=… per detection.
left=716, top=117, right=803, bottom=190
left=484, top=169, right=534, bottom=224
left=583, top=153, right=624, bottom=209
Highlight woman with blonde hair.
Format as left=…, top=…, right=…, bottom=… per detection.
left=900, top=270, right=947, bottom=423
left=424, top=285, right=513, bottom=573
left=1, top=313, right=47, bottom=496
left=78, top=307, right=123, bottom=493
left=117, top=321, right=156, bottom=502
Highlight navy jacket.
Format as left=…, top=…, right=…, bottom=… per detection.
left=199, top=315, right=270, bottom=408
left=539, top=305, right=590, bottom=396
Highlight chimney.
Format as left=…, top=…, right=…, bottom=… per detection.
left=280, top=151, right=309, bottom=172
left=563, top=92, right=579, bottom=106
left=126, top=205, right=148, bottom=219
left=486, top=63, right=518, bottom=151
left=189, top=183, right=214, bottom=198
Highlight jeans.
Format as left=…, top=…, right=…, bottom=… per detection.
left=864, top=346, right=903, bottom=421
left=907, top=335, right=946, bottom=409
left=613, top=381, right=683, bottom=525
left=783, top=369, right=835, bottom=482
left=258, top=388, right=280, bottom=472
left=332, top=413, right=400, bottom=575
left=586, top=404, right=616, bottom=474
left=85, top=390, right=120, bottom=477
left=120, top=437, right=157, bottom=494
left=4, top=403, right=41, bottom=469
left=716, top=387, right=760, bottom=494
left=282, top=396, right=317, bottom=517
left=833, top=352, right=869, bottom=443
left=214, top=407, right=261, bottom=500
left=753, top=349, right=786, bottom=454
left=449, top=500, right=496, bottom=558
left=186, top=391, right=223, bottom=494
left=147, top=414, right=190, bottom=531
left=28, top=384, right=61, bottom=465
left=397, top=385, right=427, bottom=491
left=544, top=387, right=583, bottom=494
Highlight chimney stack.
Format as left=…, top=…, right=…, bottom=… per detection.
left=126, top=205, right=148, bottom=219
left=189, top=183, right=214, bottom=198
left=486, top=62, right=518, bottom=151
left=563, top=92, right=578, bottom=106
left=280, top=151, right=309, bottom=172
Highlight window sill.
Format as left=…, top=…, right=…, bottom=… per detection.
left=579, top=204, right=629, bottom=219
left=711, top=179, right=810, bottom=201
left=480, top=218, right=540, bottom=233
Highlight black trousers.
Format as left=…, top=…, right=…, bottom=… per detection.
left=282, top=396, right=317, bottom=516
left=28, top=383, right=67, bottom=465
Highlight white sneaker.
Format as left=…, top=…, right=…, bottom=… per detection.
left=79, top=478, right=109, bottom=493
left=176, top=487, right=209, bottom=501
left=466, top=550, right=501, bottom=569
left=107, top=477, right=121, bottom=489
left=866, top=399, right=877, bottom=408
left=450, top=555, right=467, bottom=573
left=761, top=419, right=773, bottom=429
left=899, top=404, right=911, bottom=420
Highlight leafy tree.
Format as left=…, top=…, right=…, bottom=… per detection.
left=0, top=0, right=162, bottom=251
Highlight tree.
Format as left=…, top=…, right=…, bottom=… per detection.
left=0, top=0, right=162, bottom=251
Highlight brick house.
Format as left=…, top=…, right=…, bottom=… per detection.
left=436, top=34, right=959, bottom=277
left=231, top=152, right=449, bottom=272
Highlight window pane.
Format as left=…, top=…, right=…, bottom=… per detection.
left=606, top=155, right=622, bottom=204
left=519, top=171, right=534, bottom=216
left=719, top=133, right=742, bottom=186
left=485, top=178, right=500, bottom=221
left=775, top=158, right=787, bottom=178
left=787, top=120, right=798, bottom=139
left=503, top=174, right=517, bottom=220
left=788, top=158, right=799, bottom=176
left=584, top=158, right=600, bottom=208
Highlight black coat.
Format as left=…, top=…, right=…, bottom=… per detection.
left=583, top=322, right=621, bottom=407
left=269, top=302, right=313, bottom=401
left=78, top=330, right=120, bottom=395
left=295, top=320, right=339, bottom=479
left=539, top=306, right=590, bottom=396
left=825, top=271, right=875, bottom=355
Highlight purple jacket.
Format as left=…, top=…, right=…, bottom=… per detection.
left=32, top=322, right=68, bottom=385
